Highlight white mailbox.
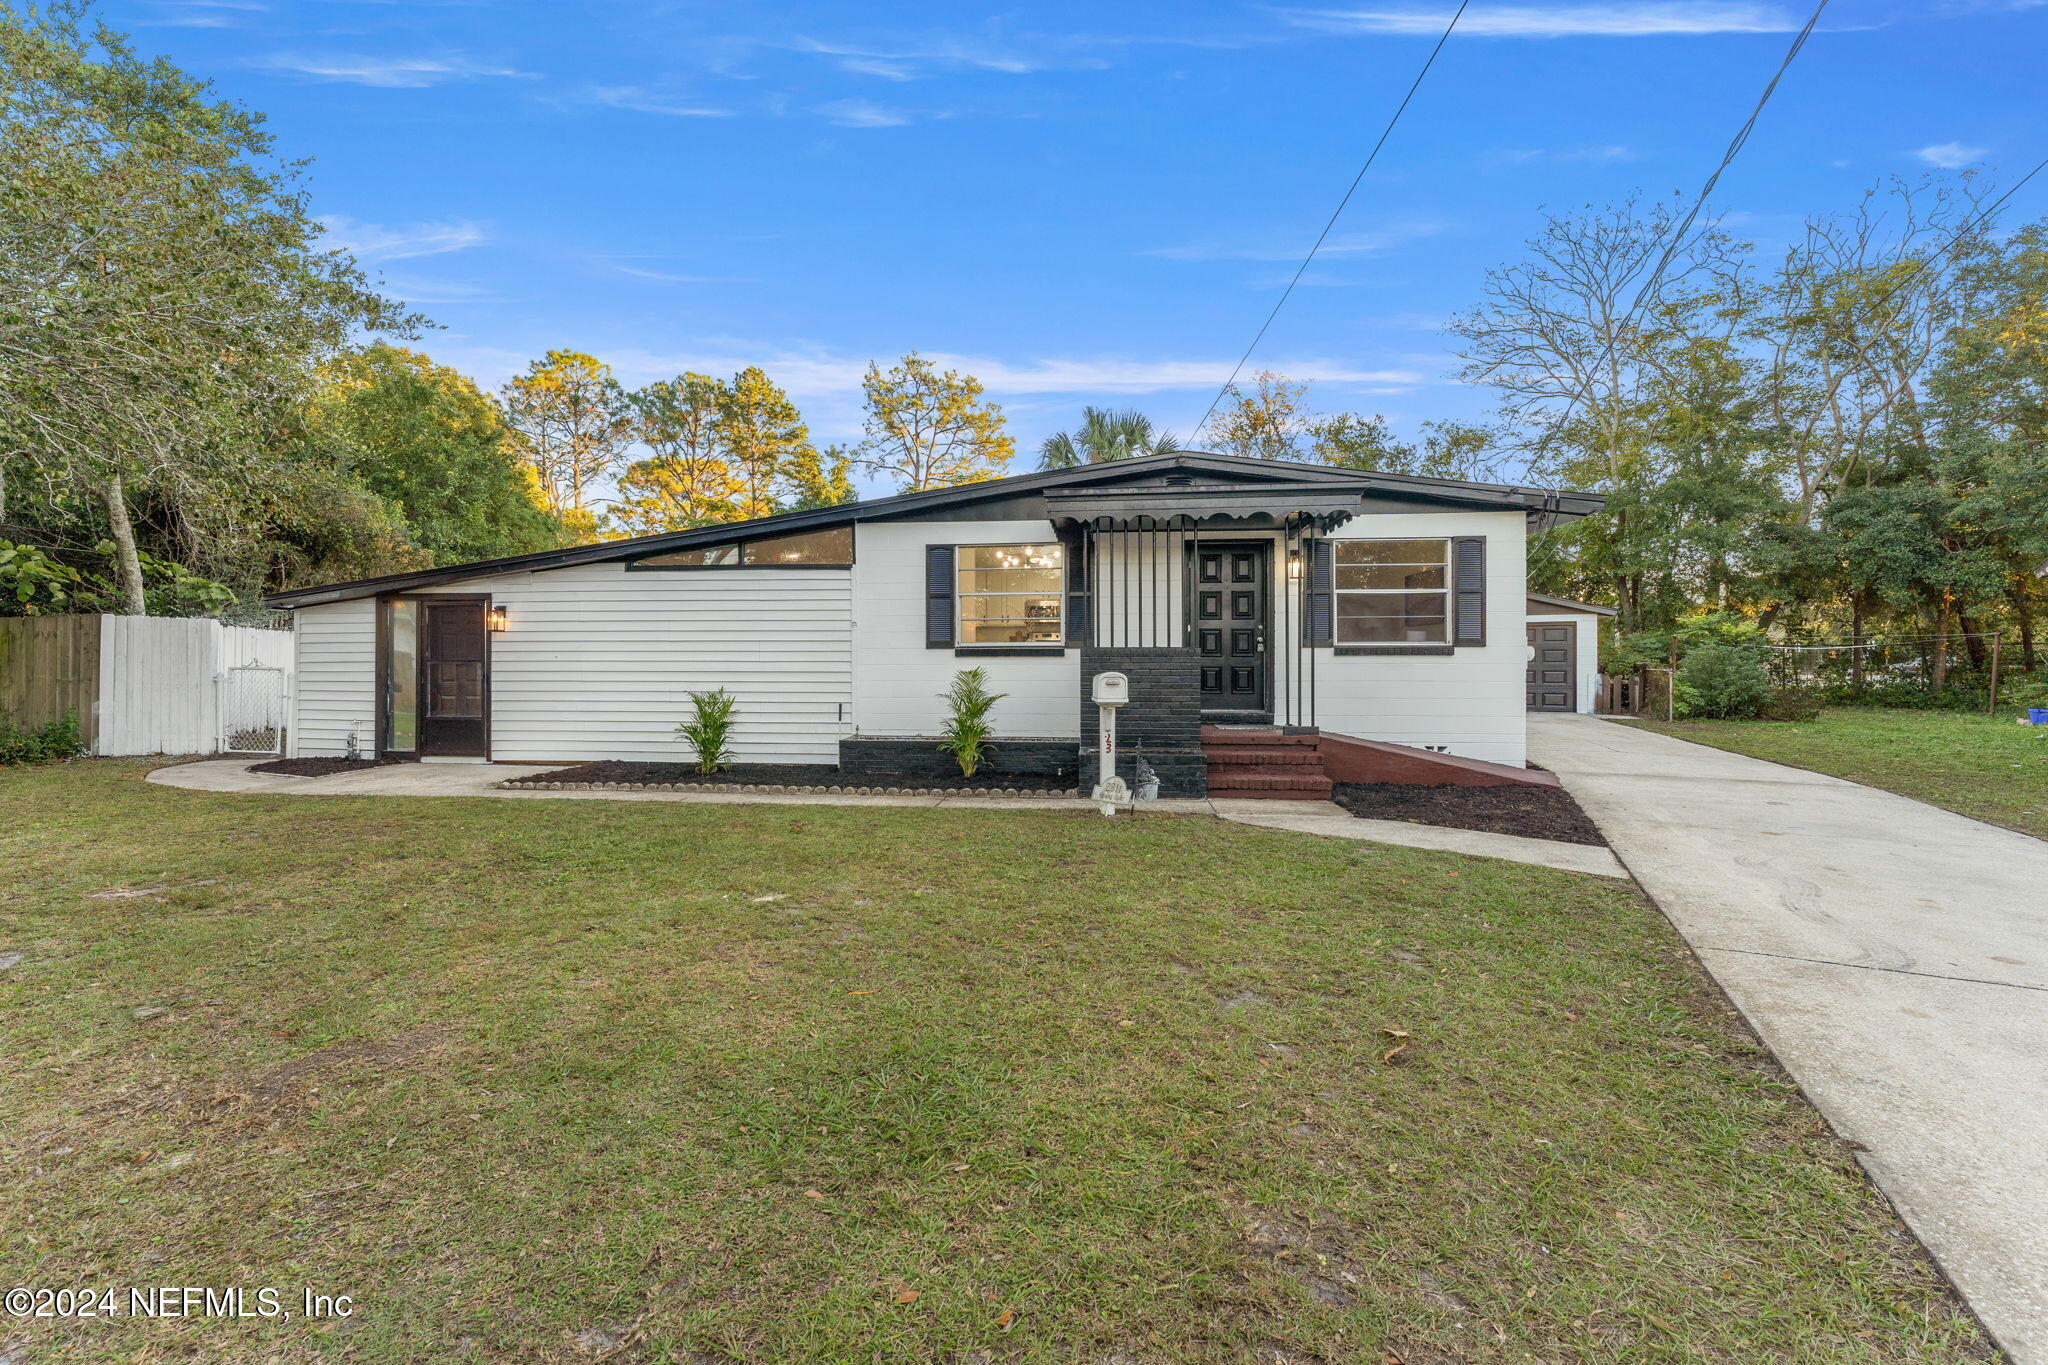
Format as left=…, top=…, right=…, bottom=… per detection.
left=1091, top=671, right=1130, bottom=706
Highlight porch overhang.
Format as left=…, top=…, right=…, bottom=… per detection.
left=1042, top=482, right=1364, bottom=531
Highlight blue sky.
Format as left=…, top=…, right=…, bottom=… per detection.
left=111, top=0, right=2043, bottom=494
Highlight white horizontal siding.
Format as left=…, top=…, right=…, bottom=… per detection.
left=852, top=520, right=1081, bottom=739
left=1315, top=510, right=1529, bottom=766
left=290, top=600, right=377, bottom=758
left=421, top=564, right=851, bottom=764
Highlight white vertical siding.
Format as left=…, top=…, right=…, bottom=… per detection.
left=421, top=563, right=852, bottom=764
left=91, top=616, right=292, bottom=756
left=289, top=600, right=379, bottom=758
left=1314, top=510, right=1529, bottom=766
left=851, top=519, right=1081, bottom=739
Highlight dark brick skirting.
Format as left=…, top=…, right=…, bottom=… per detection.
left=1077, top=646, right=1207, bottom=797
left=839, top=737, right=1081, bottom=783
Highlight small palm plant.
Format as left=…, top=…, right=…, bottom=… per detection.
left=676, top=687, right=739, bottom=773
left=936, top=668, right=1005, bottom=778
left=1037, top=406, right=1183, bottom=469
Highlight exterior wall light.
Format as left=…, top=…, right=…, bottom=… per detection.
left=486, top=605, right=508, bottom=633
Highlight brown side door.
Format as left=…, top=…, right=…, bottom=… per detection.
left=420, top=599, right=490, bottom=756
left=1526, top=623, right=1575, bottom=712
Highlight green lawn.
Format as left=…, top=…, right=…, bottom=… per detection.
left=0, top=763, right=1993, bottom=1364
left=1633, top=707, right=2048, bottom=839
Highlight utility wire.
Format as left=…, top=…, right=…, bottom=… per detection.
left=1190, top=0, right=1471, bottom=442
left=1519, top=0, right=1826, bottom=518
left=1619, top=0, right=1827, bottom=324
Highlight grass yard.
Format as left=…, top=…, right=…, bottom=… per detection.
left=0, top=763, right=1994, bottom=1364
left=1633, top=707, right=2048, bottom=839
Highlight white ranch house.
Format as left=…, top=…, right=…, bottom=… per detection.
left=263, top=452, right=1605, bottom=797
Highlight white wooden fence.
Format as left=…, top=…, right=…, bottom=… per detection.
left=1, top=614, right=293, bottom=756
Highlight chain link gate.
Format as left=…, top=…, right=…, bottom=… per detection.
left=219, top=663, right=287, bottom=755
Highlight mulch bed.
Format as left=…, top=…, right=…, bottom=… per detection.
left=248, top=756, right=405, bottom=779
left=499, top=760, right=1077, bottom=795
left=1331, top=780, right=1608, bottom=847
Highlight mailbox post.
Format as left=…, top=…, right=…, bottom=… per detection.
left=1089, top=671, right=1130, bottom=816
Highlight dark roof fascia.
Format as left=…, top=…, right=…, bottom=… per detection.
left=1526, top=591, right=1619, bottom=617
left=262, top=451, right=1603, bottom=608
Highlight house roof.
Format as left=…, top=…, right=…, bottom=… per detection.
left=1526, top=591, right=1618, bottom=617
left=262, top=451, right=1605, bottom=609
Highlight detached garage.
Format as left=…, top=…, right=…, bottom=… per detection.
left=1524, top=593, right=1614, bottom=714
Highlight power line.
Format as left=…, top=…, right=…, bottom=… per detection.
left=1522, top=0, right=1827, bottom=580
left=1619, top=0, right=1827, bottom=325
left=1189, top=0, right=1471, bottom=443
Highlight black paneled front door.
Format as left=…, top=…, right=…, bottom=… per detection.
left=420, top=599, right=489, bottom=756
left=1194, top=543, right=1270, bottom=714
left=1526, top=623, right=1575, bottom=711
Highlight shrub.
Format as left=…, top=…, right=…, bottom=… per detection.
left=2002, top=679, right=2048, bottom=713
left=937, top=668, right=1005, bottom=778
left=1674, top=644, right=1775, bottom=720
left=0, top=711, right=87, bottom=765
left=1762, top=684, right=1826, bottom=723
left=1818, top=680, right=1988, bottom=712
left=675, top=688, right=739, bottom=773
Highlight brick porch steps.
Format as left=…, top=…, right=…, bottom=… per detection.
left=1199, top=725, right=1333, bottom=800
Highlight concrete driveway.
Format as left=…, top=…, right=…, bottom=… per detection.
left=1531, top=713, right=2048, bottom=1362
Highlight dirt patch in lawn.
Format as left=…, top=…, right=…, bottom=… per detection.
left=501, top=760, right=1076, bottom=793
left=1332, top=780, right=1607, bottom=846
left=248, top=756, right=406, bottom=778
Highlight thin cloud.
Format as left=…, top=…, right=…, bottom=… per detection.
left=1483, top=143, right=1640, bottom=165
left=610, top=265, right=747, bottom=284
left=817, top=98, right=914, bottom=128
left=255, top=54, right=535, bottom=87
left=141, top=0, right=264, bottom=16
left=1914, top=141, right=1987, bottom=168
left=1283, top=3, right=1802, bottom=37
left=378, top=277, right=498, bottom=304
left=319, top=216, right=487, bottom=262
left=1144, top=224, right=1445, bottom=263
left=582, top=86, right=733, bottom=117
left=586, top=346, right=1421, bottom=397
left=790, top=35, right=1101, bottom=78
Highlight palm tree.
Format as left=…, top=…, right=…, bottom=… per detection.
left=1037, top=406, right=1184, bottom=469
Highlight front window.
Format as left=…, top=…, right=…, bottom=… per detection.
left=1334, top=538, right=1448, bottom=644
left=958, top=543, right=1063, bottom=645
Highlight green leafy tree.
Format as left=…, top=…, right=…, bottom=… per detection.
left=501, top=350, right=634, bottom=538
left=303, top=344, right=563, bottom=564
left=0, top=1, right=420, bottom=612
left=1038, top=407, right=1181, bottom=469
left=611, top=373, right=744, bottom=535
left=856, top=352, right=1012, bottom=492
left=784, top=443, right=857, bottom=511
left=1204, top=371, right=1311, bottom=460
left=716, top=366, right=815, bottom=518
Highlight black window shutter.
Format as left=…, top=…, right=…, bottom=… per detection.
left=926, top=544, right=956, bottom=648
left=1306, top=539, right=1335, bottom=646
left=1061, top=531, right=1089, bottom=646
left=1452, top=537, right=1486, bottom=646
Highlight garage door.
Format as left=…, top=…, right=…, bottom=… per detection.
left=1526, top=623, right=1575, bottom=711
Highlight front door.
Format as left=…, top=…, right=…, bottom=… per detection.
left=420, top=598, right=490, bottom=756
left=1526, top=623, right=1575, bottom=711
left=1194, top=543, right=1270, bottom=716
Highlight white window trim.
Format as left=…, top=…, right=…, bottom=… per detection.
left=1334, top=538, right=1451, bottom=645
left=956, top=541, right=1064, bottom=648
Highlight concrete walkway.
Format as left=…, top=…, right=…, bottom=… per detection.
left=1531, top=713, right=2048, bottom=1363
left=146, top=760, right=1620, bottom=876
